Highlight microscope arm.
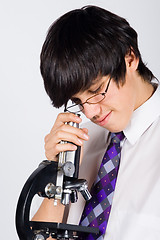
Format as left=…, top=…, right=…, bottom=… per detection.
left=16, top=160, right=58, bottom=240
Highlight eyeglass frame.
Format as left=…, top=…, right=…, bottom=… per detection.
left=65, top=77, right=112, bottom=113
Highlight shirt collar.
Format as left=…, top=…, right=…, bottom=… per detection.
left=123, top=82, right=160, bottom=145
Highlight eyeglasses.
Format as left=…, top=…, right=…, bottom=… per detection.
left=65, top=77, right=112, bottom=113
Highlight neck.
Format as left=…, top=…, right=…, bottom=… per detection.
left=134, top=77, right=155, bottom=110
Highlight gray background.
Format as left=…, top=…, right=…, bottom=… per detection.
left=0, top=0, right=160, bottom=239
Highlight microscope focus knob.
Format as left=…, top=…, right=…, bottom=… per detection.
left=62, top=161, right=75, bottom=177
left=34, top=233, right=45, bottom=240
left=45, top=183, right=57, bottom=198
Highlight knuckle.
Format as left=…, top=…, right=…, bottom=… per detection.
left=60, top=124, right=67, bottom=132
left=55, top=144, right=59, bottom=152
left=44, top=134, right=49, bottom=143
left=45, top=151, right=51, bottom=160
left=79, top=128, right=84, bottom=134
left=44, top=143, right=49, bottom=151
left=55, top=130, right=62, bottom=139
left=57, top=113, right=62, bottom=120
left=77, top=129, right=85, bottom=138
left=57, top=112, right=65, bottom=121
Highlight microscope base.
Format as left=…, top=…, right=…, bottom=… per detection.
left=31, top=221, right=99, bottom=239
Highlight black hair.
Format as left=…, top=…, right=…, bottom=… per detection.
left=40, top=5, right=154, bottom=108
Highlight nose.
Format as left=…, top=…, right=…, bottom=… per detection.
left=82, top=103, right=101, bottom=120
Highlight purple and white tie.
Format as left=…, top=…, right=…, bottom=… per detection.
left=79, top=132, right=125, bottom=240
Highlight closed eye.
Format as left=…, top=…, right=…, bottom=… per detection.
left=91, top=87, right=102, bottom=94
left=88, top=84, right=103, bottom=94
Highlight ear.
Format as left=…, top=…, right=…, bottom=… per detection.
left=125, top=49, right=139, bottom=72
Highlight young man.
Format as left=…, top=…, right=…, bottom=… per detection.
left=33, top=5, right=160, bottom=240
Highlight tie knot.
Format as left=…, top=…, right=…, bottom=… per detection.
left=110, top=131, right=125, bottom=145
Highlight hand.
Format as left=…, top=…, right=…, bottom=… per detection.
left=44, top=112, right=89, bottom=160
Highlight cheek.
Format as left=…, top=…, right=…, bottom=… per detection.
left=103, top=87, right=136, bottom=131
left=119, top=92, right=135, bottom=112
left=116, top=91, right=135, bottom=124
left=111, top=82, right=136, bottom=111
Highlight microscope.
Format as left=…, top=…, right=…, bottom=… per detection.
left=15, top=120, right=99, bottom=239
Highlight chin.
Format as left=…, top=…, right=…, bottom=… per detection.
left=102, top=123, right=126, bottom=133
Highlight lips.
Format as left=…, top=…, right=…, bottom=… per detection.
left=95, top=111, right=112, bottom=126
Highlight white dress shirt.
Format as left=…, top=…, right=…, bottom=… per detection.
left=67, top=83, right=160, bottom=239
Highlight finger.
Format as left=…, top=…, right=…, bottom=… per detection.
left=44, top=130, right=83, bottom=159
left=54, top=130, right=85, bottom=146
left=45, top=125, right=89, bottom=148
left=51, top=112, right=82, bottom=131
left=57, top=124, right=89, bottom=141
left=45, top=142, right=78, bottom=160
left=56, top=142, right=78, bottom=153
left=82, top=128, right=89, bottom=134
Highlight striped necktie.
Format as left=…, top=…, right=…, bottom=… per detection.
left=79, top=132, right=125, bottom=240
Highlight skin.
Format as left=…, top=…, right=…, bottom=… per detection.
left=32, top=52, right=154, bottom=239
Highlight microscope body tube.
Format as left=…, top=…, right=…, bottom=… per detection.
left=59, top=121, right=81, bottom=179
left=57, top=121, right=91, bottom=205
left=55, top=121, right=81, bottom=204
